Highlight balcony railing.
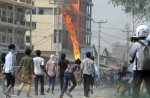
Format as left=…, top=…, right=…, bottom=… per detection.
left=15, top=0, right=33, bottom=5
left=0, top=17, right=32, bottom=29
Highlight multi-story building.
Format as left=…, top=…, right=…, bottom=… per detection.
left=71, top=0, right=93, bottom=47
left=0, top=0, right=33, bottom=53
left=26, top=0, right=93, bottom=57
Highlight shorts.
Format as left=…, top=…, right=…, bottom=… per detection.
left=5, top=73, right=15, bottom=87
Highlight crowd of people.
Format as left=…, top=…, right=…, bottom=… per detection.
left=0, top=45, right=97, bottom=98
left=0, top=24, right=150, bottom=98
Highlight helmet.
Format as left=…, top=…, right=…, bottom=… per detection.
left=135, top=25, right=149, bottom=38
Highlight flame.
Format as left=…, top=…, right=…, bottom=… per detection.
left=64, top=15, right=80, bottom=59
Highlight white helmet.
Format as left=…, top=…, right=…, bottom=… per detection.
left=135, top=25, right=149, bottom=38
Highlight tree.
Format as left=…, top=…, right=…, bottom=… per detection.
left=109, top=0, right=150, bottom=31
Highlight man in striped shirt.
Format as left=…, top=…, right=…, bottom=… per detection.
left=60, top=59, right=81, bottom=98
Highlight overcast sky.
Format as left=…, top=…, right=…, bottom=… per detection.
left=92, top=0, right=132, bottom=53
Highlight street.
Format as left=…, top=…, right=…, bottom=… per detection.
left=0, top=86, right=132, bottom=98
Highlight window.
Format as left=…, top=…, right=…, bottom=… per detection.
left=8, top=11, right=13, bottom=19
left=6, top=36, right=9, bottom=43
left=32, top=22, right=36, bottom=29
left=10, top=37, right=12, bottom=43
left=17, top=31, right=22, bottom=34
left=8, top=6, right=13, bottom=10
left=2, top=35, right=5, bottom=43
left=26, top=35, right=30, bottom=43
left=38, top=8, right=53, bottom=15
left=17, top=8, right=23, bottom=12
left=8, top=29, right=12, bottom=33
left=32, top=9, right=36, bottom=14
left=2, top=10, right=6, bottom=17
left=38, top=9, right=44, bottom=15
left=17, top=38, right=20, bottom=45
left=54, top=8, right=60, bottom=15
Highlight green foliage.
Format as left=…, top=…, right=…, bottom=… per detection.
left=109, top=0, right=150, bottom=23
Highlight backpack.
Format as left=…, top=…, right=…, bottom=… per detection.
left=137, top=41, right=150, bottom=70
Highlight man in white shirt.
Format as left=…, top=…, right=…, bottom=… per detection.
left=81, top=52, right=95, bottom=97
left=2, top=44, right=16, bottom=97
left=129, top=25, right=150, bottom=98
left=33, top=50, right=45, bottom=95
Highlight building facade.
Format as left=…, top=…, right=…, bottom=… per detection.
left=25, top=0, right=93, bottom=57
left=71, top=0, right=93, bottom=47
left=0, top=0, right=33, bottom=53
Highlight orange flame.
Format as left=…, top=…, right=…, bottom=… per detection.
left=64, top=15, right=80, bottom=59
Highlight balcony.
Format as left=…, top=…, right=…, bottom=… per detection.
left=0, top=17, right=32, bottom=30
left=0, top=17, right=16, bottom=27
left=15, top=20, right=32, bottom=30
left=15, top=0, right=33, bottom=8
left=0, top=0, right=16, bottom=4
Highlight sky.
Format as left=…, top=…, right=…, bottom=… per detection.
left=91, top=0, right=132, bottom=53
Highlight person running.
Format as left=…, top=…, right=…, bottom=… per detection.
left=15, top=49, right=34, bottom=97
left=2, top=44, right=16, bottom=97
left=45, top=54, right=57, bottom=94
left=81, top=52, right=95, bottom=97
left=57, top=53, right=69, bottom=91
left=60, top=59, right=81, bottom=98
left=33, top=50, right=45, bottom=95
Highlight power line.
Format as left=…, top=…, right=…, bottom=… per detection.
left=92, top=30, right=126, bottom=40
left=92, top=25, right=123, bottom=31
left=32, top=34, right=53, bottom=44
left=101, top=36, right=112, bottom=47
left=34, top=37, right=51, bottom=46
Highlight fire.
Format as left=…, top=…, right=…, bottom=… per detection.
left=64, top=15, right=80, bottom=59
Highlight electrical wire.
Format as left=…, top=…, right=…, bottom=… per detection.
left=34, top=37, right=51, bottom=46
left=92, top=25, right=124, bottom=31
left=92, top=30, right=126, bottom=40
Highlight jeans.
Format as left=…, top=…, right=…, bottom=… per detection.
left=18, top=74, right=32, bottom=95
left=60, top=74, right=64, bottom=91
left=35, top=75, right=44, bottom=94
left=61, top=73, right=77, bottom=95
left=2, top=74, right=6, bottom=92
left=132, top=71, right=150, bottom=98
left=48, top=76, right=56, bottom=92
left=83, top=74, right=92, bottom=96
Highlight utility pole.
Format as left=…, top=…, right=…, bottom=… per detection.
left=54, top=0, right=61, bottom=58
left=93, top=20, right=107, bottom=67
left=123, top=23, right=131, bottom=67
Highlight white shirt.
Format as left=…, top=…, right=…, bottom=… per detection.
left=3, top=52, right=15, bottom=73
left=129, top=40, right=149, bottom=70
left=81, top=58, right=95, bottom=75
left=33, top=57, right=45, bottom=75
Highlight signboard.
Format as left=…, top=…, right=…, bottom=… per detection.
left=81, top=48, right=95, bottom=60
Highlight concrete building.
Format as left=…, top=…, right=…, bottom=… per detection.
left=0, top=0, right=33, bottom=53
left=26, top=0, right=93, bottom=58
